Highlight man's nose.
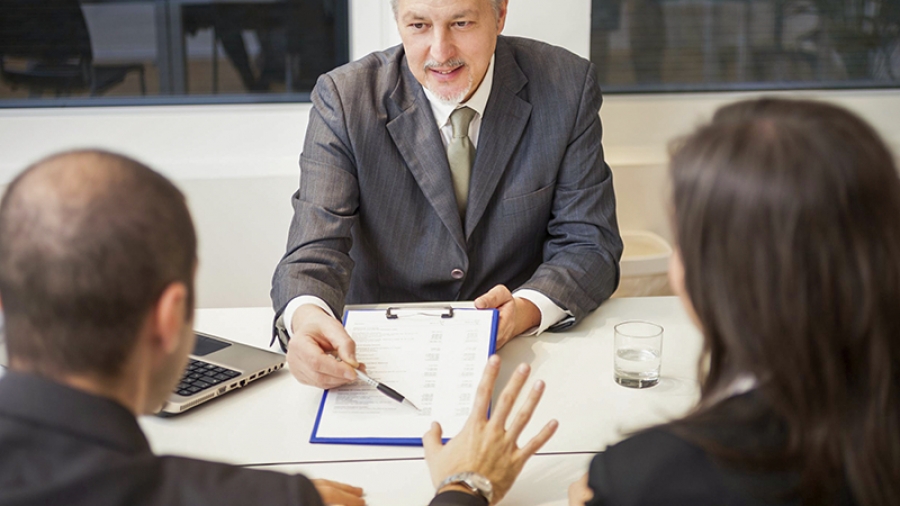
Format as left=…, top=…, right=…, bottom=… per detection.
left=429, top=26, right=456, bottom=64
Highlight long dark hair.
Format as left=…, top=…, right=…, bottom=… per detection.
left=669, top=98, right=900, bottom=506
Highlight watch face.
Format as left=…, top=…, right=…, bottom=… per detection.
left=468, top=473, right=491, bottom=491
left=462, top=472, right=493, bottom=502
left=440, top=472, right=494, bottom=503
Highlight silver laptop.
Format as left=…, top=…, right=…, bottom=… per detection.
left=0, top=325, right=282, bottom=415
left=160, top=331, right=285, bottom=415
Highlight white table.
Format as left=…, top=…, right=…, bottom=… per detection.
left=139, top=296, right=703, bottom=467
left=258, top=453, right=596, bottom=506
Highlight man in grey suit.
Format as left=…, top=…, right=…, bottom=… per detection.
left=272, top=0, right=622, bottom=389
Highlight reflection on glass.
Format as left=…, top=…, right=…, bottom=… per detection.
left=590, top=0, right=900, bottom=91
left=0, top=0, right=349, bottom=104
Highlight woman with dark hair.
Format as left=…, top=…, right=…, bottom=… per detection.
left=569, top=98, right=900, bottom=506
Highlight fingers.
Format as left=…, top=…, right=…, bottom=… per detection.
left=333, top=334, right=359, bottom=369
left=505, top=379, right=545, bottom=440
left=313, top=479, right=366, bottom=506
left=568, top=474, right=594, bottom=506
left=314, top=479, right=364, bottom=495
left=422, top=421, right=444, bottom=459
left=519, top=418, right=558, bottom=457
left=422, top=422, right=447, bottom=488
left=310, top=316, right=359, bottom=368
left=494, top=324, right=513, bottom=350
left=288, top=336, right=356, bottom=389
left=288, top=305, right=360, bottom=388
left=489, top=362, right=531, bottom=426
left=292, top=304, right=359, bottom=366
left=320, top=318, right=359, bottom=368
left=474, top=284, right=512, bottom=309
left=468, top=354, right=502, bottom=425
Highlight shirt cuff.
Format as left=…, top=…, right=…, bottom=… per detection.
left=283, top=295, right=337, bottom=340
left=428, top=491, right=488, bottom=506
left=513, top=289, right=572, bottom=336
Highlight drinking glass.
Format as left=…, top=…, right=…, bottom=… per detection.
left=614, top=321, right=663, bottom=388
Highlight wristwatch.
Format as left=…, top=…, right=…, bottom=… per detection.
left=437, top=472, right=494, bottom=504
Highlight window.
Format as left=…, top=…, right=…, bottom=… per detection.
left=591, top=0, right=900, bottom=92
left=0, top=0, right=349, bottom=106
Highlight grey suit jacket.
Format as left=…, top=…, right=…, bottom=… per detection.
left=272, top=35, right=622, bottom=329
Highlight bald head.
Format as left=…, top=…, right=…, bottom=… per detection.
left=0, top=150, right=196, bottom=379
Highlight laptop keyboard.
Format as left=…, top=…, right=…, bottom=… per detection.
left=175, top=359, right=241, bottom=397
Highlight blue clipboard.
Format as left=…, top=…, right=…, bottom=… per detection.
left=310, top=307, right=498, bottom=446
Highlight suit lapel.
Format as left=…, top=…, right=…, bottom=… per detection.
left=387, top=59, right=466, bottom=251
left=465, top=38, right=532, bottom=239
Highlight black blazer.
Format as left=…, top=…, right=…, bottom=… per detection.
left=585, top=391, right=856, bottom=506
left=0, top=371, right=325, bottom=506
left=0, top=370, right=483, bottom=506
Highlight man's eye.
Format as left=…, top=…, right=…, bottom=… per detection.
left=455, top=21, right=471, bottom=28
left=411, top=23, right=426, bottom=30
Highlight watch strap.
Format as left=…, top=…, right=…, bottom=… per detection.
left=429, top=490, right=488, bottom=506
left=436, top=472, right=493, bottom=504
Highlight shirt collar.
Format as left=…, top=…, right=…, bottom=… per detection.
left=706, top=373, right=759, bottom=407
left=422, top=54, right=495, bottom=129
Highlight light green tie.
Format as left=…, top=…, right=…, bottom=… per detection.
left=447, top=106, right=477, bottom=221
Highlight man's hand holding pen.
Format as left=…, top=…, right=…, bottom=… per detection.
left=287, top=304, right=359, bottom=389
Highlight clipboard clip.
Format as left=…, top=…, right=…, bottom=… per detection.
left=385, top=306, right=454, bottom=319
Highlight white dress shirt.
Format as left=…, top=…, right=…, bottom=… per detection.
left=285, top=56, right=571, bottom=338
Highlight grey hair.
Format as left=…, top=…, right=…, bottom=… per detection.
left=390, top=0, right=504, bottom=18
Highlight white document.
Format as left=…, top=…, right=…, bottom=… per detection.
left=311, top=307, right=498, bottom=444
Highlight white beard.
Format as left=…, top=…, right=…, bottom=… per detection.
left=423, top=59, right=474, bottom=105
left=428, top=80, right=473, bottom=105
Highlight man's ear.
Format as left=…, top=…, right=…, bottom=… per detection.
left=496, top=0, right=509, bottom=33
left=150, top=282, right=189, bottom=355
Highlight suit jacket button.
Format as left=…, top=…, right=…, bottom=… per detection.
left=450, top=269, right=465, bottom=280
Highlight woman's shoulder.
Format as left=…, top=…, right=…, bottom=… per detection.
left=586, top=428, right=734, bottom=505
left=585, top=392, right=798, bottom=506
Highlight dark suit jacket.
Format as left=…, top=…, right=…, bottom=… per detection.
left=0, top=371, right=484, bottom=506
left=585, top=391, right=857, bottom=506
left=271, top=35, right=622, bottom=323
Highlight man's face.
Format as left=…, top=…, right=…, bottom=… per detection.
left=396, top=0, right=507, bottom=104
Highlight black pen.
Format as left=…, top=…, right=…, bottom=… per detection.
left=354, top=369, right=421, bottom=411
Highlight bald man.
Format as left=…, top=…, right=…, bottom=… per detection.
left=0, top=150, right=556, bottom=506
left=0, top=150, right=361, bottom=506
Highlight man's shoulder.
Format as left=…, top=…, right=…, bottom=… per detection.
left=588, top=428, right=732, bottom=505
left=152, top=455, right=325, bottom=505
left=321, top=44, right=405, bottom=94
left=498, top=35, right=593, bottom=76
left=496, top=36, right=596, bottom=108
left=603, top=427, right=709, bottom=471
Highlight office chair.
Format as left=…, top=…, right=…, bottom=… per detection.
left=182, top=0, right=342, bottom=94
left=0, top=0, right=146, bottom=97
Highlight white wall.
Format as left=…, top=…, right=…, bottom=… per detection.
left=2, top=0, right=900, bottom=308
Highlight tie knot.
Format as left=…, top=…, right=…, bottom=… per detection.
left=450, top=106, right=477, bottom=139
